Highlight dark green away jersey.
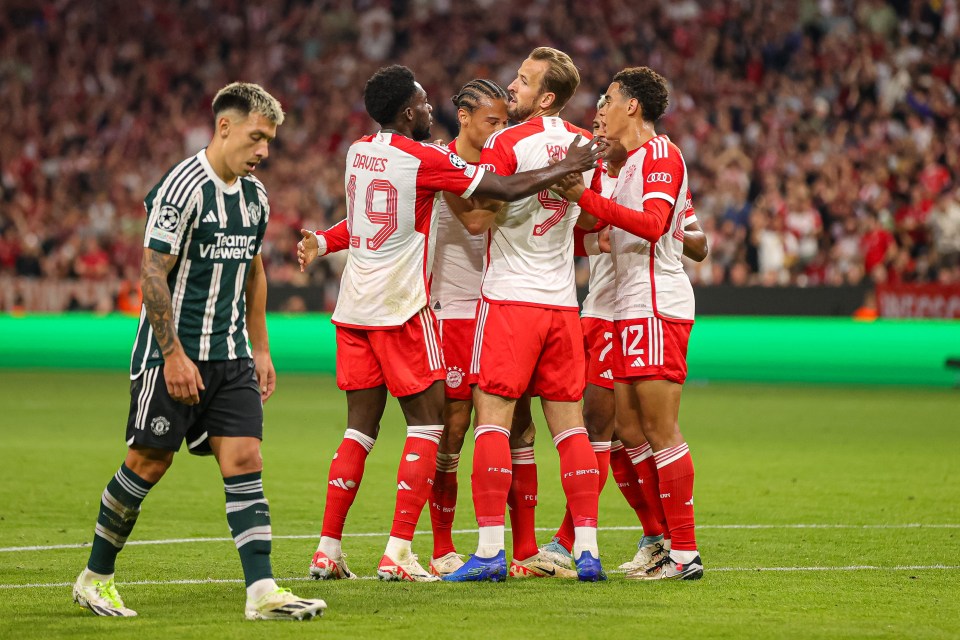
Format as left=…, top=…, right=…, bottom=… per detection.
left=130, top=150, right=269, bottom=378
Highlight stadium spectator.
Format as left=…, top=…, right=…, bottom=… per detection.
left=0, top=0, right=957, bottom=309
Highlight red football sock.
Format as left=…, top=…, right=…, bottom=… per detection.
left=430, top=452, right=459, bottom=558
left=471, top=425, right=512, bottom=527
left=507, top=447, right=538, bottom=561
left=390, top=425, right=443, bottom=541
left=629, top=443, right=666, bottom=538
left=321, top=429, right=375, bottom=539
left=611, top=442, right=651, bottom=533
left=555, top=440, right=610, bottom=551
left=655, top=442, right=697, bottom=551
left=553, top=428, right=599, bottom=528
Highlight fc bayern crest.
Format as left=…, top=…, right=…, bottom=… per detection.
left=246, top=202, right=262, bottom=224
left=446, top=366, right=464, bottom=389
left=448, top=153, right=468, bottom=170
left=150, top=416, right=171, bottom=437
left=156, top=205, right=181, bottom=231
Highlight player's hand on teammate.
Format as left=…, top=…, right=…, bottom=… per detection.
left=298, top=229, right=319, bottom=272
left=253, top=351, right=277, bottom=403
left=549, top=168, right=586, bottom=203
left=559, top=134, right=606, bottom=173
left=163, top=349, right=205, bottom=405
left=598, top=226, right=611, bottom=254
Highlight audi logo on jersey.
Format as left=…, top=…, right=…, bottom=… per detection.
left=646, top=172, right=672, bottom=183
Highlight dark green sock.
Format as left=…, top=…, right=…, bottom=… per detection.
left=224, top=471, right=273, bottom=586
left=87, top=463, right=153, bottom=575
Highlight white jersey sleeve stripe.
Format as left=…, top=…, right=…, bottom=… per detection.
left=460, top=166, right=485, bottom=199
left=641, top=191, right=677, bottom=205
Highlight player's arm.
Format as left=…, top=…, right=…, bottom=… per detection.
left=552, top=174, right=671, bottom=244
left=245, top=254, right=275, bottom=403
left=443, top=192, right=498, bottom=235
left=298, top=219, right=350, bottom=271
left=575, top=162, right=605, bottom=230
left=472, top=135, right=604, bottom=202
left=141, top=248, right=204, bottom=405
left=683, top=219, right=708, bottom=262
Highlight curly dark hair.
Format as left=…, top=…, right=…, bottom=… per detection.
left=612, top=67, right=669, bottom=123
left=363, top=65, right=418, bottom=126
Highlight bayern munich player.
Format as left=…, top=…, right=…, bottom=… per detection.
left=551, top=67, right=704, bottom=580
left=543, top=96, right=708, bottom=575
left=444, top=47, right=606, bottom=583
left=297, top=65, right=602, bottom=582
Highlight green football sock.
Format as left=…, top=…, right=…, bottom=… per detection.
left=87, top=464, right=154, bottom=575
left=224, top=471, right=274, bottom=586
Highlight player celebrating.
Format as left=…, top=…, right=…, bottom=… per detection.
left=543, top=97, right=708, bottom=573
left=444, top=47, right=606, bottom=582
left=71, top=83, right=327, bottom=620
left=298, top=65, right=602, bottom=582
left=427, top=79, right=508, bottom=577
left=551, top=67, right=704, bottom=580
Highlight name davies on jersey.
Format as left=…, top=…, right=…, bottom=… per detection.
left=199, top=233, right=257, bottom=259
left=353, top=153, right=388, bottom=172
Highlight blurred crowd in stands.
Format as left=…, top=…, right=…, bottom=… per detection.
left=1, top=0, right=959, bottom=312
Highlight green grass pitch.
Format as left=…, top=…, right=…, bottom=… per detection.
left=0, top=371, right=957, bottom=639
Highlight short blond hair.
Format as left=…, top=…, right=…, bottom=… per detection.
left=529, top=47, right=580, bottom=111
left=212, top=82, right=285, bottom=125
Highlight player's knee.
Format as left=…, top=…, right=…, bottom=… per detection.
left=125, top=448, right=174, bottom=483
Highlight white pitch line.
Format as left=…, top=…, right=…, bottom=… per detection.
left=2, top=565, right=958, bottom=590
left=2, top=523, right=958, bottom=554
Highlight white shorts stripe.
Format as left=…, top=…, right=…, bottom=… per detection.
left=419, top=309, right=444, bottom=371
left=470, top=301, right=490, bottom=375
left=135, top=368, right=159, bottom=432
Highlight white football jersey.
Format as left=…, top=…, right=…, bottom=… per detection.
left=479, top=116, right=594, bottom=309
left=430, top=140, right=484, bottom=320
left=332, top=132, right=485, bottom=328
left=581, top=168, right=618, bottom=321
left=609, top=135, right=695, bottom=322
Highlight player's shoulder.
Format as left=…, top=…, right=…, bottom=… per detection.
left=242, top=173, right=267, bottom=194
left=483, top=119, right=540, bottom=151
left=146, top=153, right=206, bottom=209
left=643, top=135, right=683, bottom=162
left=561, top=120, right=592, bottom=138
left=351, top=134, right=377, bottom=146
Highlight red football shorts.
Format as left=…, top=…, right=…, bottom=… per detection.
left=472, top=300, right=585, bottom=401
left=612, top=316, right=692, bottom=385
left=581, top=316, right=615, bottom=391
left=335, top=307, right=445, bottom=397
left=438, top=317, right=478, bottom=401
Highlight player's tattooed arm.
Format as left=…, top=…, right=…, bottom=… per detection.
left=140, top=248, right=180, bottom=357
left=141, top=247, right=205, bottom=405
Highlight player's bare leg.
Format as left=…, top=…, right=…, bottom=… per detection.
left=631, top=380, right=701, bottom=580
left=371, top=381, right=445, bottom=582
left=429, top=396, right=472, bottom=575
left=541, top=399, right=604, bottom=581
left=311, top=386, right=386, bottom=580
